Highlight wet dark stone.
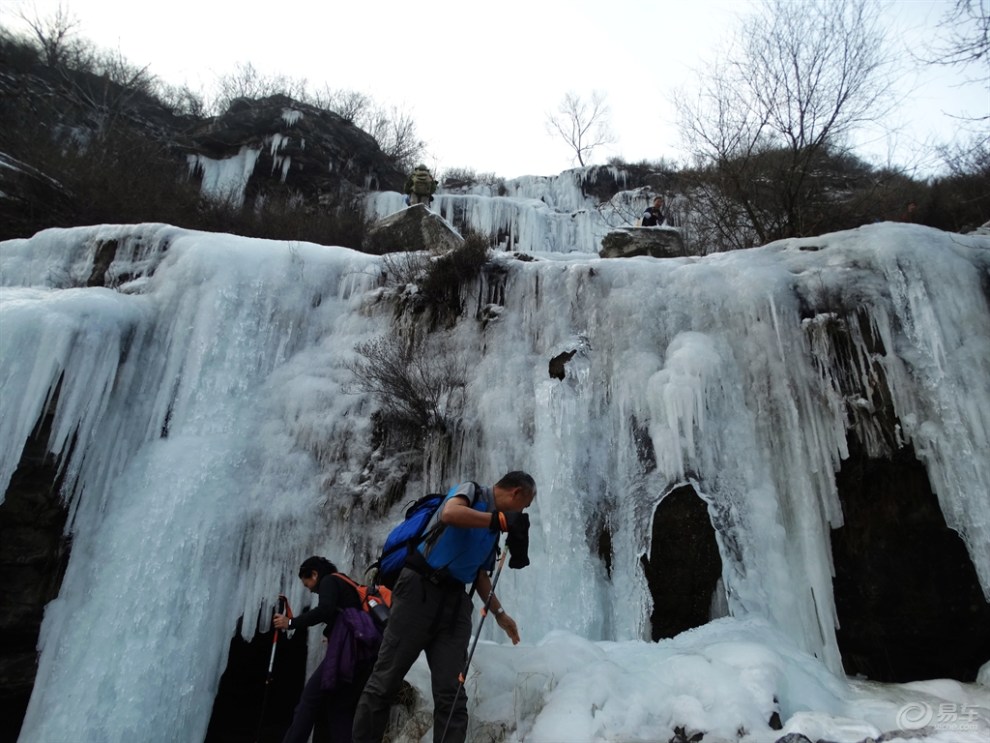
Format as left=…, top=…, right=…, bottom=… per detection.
left=548, top=349, right=577, bottom=380
left=831, top=439, right=990, bottom=682
left=0, top=408, right=70, bottom=743
left=204, top=613, right=309, bottom=743
left=641, top=484, right=723, bottom=641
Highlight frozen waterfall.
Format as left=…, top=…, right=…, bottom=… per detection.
left=2, top=220, right=989, bottom=742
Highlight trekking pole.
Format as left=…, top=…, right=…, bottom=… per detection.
left=439, top=547, right=510, bottom=743
left=255, top=595, right=292, bottom=743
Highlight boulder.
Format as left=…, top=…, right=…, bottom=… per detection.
left=363, top=204, right=464, bottom=255
left=600, top=226, right=687, bottom=259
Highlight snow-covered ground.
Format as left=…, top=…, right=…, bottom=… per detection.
left=424, top=619, right=990, bottom=743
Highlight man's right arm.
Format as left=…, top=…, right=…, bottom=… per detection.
left=475, top=568, right=520, bottom=644
left=440, top=494, right=490, bottom=529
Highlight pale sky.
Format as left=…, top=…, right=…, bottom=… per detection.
left=5, top=0, right=988, bottom=178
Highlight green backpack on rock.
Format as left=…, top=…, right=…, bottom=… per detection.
left=411, top=169, right=434, bottom=195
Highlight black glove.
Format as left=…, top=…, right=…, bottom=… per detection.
left=505, top=513, right=530, bottom=569
left=489, top=510, right=525, bottom=533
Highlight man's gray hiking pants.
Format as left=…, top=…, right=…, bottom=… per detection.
left=352, top=567, right=473, bottom=743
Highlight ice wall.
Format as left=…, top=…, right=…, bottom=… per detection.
left=2, top=226, right=386, bottom=742
left=2, top=221, right=988, bottom=742
left=366, top=166, right=637, bottom=254
left=187, top=146, right=262, bottom=206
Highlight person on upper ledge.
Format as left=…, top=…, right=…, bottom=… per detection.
left=404, top=163, right=437, bottom=208
left=898, top=200, right=919, bottom=223
left=641, top=195, right=667, bottom=227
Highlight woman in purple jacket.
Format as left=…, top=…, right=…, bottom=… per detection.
left=274, top=556, right=378, bottom=743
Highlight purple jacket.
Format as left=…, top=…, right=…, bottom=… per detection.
left=320, top=607, right=381, bottom=691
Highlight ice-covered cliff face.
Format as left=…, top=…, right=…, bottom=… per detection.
left=367, top=166, right=640, bottom=254
left=1, top=221, right=989, bottom=742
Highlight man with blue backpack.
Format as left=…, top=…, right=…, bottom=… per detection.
left=352, top=471, right=536, bottom=743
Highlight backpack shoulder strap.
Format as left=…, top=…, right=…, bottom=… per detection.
left=331, top=572, right=363, bottom=597
left=447, top=481, right=481, bottom=505
left=421, top=482, right=483, bottom=550
left=435, top=482, right=482, bottom=518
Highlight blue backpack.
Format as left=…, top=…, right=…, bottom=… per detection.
left=372, top=483, right=479, bottom=588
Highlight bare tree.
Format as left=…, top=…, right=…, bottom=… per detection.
left=308, top=86, right=372, bottom=123
left=209, top=62, right=308, bottom=114
left=17, top=2, right=81, bottom=66
left=674, top=0, right=896, bottom=247
left=926, top=0, right=990, bottom=154
left=307, top=87, right=425, bottom=170
left=546, top=91, right=616, bottom=167
left=927, top=0, right=990, bottom=80
left=358, top=103, right=425, bottom=171
left=16, top=6, right=157, bottom=146
left=70, top=47, right=156, bottom=145
left=349, top=333, right=467, bottom=434
left=155, top=81, right=207, bottom=118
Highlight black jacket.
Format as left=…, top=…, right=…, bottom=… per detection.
left=290, top=574, right=361, bottom=638
left=642, top=206, right=666, bottom=227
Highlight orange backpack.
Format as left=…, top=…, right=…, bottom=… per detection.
left=333, top=573, right=392, bottom=630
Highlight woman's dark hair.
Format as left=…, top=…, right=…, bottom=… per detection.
left=298, top=556, right=337, bottom=581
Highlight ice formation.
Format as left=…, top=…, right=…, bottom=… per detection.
left=1, top=216, right=989, bottom=742
left=186, top=147, right=262, bottom=206
left=367, top=168, right=633, bottom=254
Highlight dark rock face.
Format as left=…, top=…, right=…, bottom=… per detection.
left=800, top=304, right=990, bottom=682
left=363, top=204, right=464, bottom=255
left=0, top=153, right=74, bottom=242
left=204, top=618, right=308, bottom=743
left=1, top=49, right=402, bottom=237
left=185, top=95, right=405, bottom=200
left=0, top=408, right=70, bottom=743
left=600, top=227, right=687, bottom=259
left=578, top=163, right=673, bottom=204
left=831, top=440, right=990, bottom=682
left=548, top=350, right=577, bottom=381
left=641, top=484, right=723, bottom=641
left=638, top=445, right=990, bottom=685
